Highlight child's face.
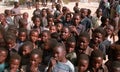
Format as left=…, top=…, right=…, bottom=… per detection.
left=92, top=57, right=103, bottom=69
left=23, top=13, right=28, bottom=19
left=0, top=50, right=7, bottom=64
left=34, top=18, right=41, bottom=27
left=10, top=59, right=20, bottom=71
left=93, top=33, right=103, bottom=44
left=30, top=32, right=39, bottom=43
left=6, top=39, right=16, bottom=48
left=61, top=28, right=70, bottom=40
left=105, top=18, right=109, bottom=25
left=105, top=27, right=114, bottom=35
left=22, top=46, right=32, bottom=56
left=67, top=42, right=76, bottom=53
left=78, top=37, right=89, bottom=50
left=36, top=4, right=39, bottom=9
left=42, top=10, right=47, bottom=16
left=57, top=24, right=63, bottom=31
left=48, top=18, right=53, bottom=26
left=73, top=15, right=80, bottom=25
left=53, top=47, right=65, bottom=61
left=19, top=32, right=27, bottom=42
left=41, top=32, right=50, bottom=42
left=30, top=54, right=41, bottom=67
left=78, top=59, right=89, bottom=72
left=50, top=26, right=57, bottom=33
left=66, top=15, right=71, bottom=22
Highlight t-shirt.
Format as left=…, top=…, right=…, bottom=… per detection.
left=0, top=63, right=8, bottom=72
left=52, top=61, right=74, bottom=72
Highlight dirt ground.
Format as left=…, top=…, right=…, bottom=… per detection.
left=0, top=2, right=99, bottom=20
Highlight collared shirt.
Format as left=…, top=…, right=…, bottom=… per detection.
left=89, top=64, right=108, bottom=72
left=81, top=17, right=92, bottom=31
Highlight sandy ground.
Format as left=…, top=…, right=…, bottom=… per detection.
left=0, top=2, right=99, bottom=20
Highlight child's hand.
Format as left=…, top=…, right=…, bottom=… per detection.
left=49, top=57, right=57, bottom=67
left=69, top=26, right=77, bottom=32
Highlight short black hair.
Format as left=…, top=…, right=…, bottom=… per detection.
left=30, top=49, right=42, bottom=59
left=4, top=33, right=16, bottom=42
left=21, top=41, right=33, bottom=50
left=18, top=28, right=28, bottom=35
left=41, top=30, right=51, bottom=37
left=66, top=37, right=76, bottom=44
left=10, top=53, right=21, bottom=62
left=0, top=47, right=8, bottom=56
left=78, top=32, right=90, bottom=41
left=54, top=43, right=66, bottom=51
left=32, top=15, right=41, bottom=23
left=91, top=50, right=104, bottom=59
left=78, top=54, right=89, bottom=63
left=29, top=29, right=39, bottom=35
left=93, top=27, right=106, bottom=37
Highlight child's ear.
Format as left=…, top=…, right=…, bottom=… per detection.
left=63, top=50, right=66, bottom=56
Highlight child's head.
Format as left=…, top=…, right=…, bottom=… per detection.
left=56, top=4, right=61, bottom=10
left=41, top=8, right=47, bottom=17
left=29, top=29, right=39, bottom=43
left=0, top=47, right=8, bottom=64
left=56, top=22, right=63, bottom=32
left=90, top=50, right=103, bottom=69
left=32, top=16, right=41, bottom=27
left=35, top=3, right=40, bottom=9
left=18, top=28, right=27, bottom=42
left=92, top=28, right=106, bottom=44
left=23, top=12, right=29, bottom=19
left=20, top=41, right=33, bottom=56
left=101, top=16, right=109, bottom=26
left=73, top=14, right=81, bottom=25
left=66, top=37, right=76, bottom=53
left=61, top=27, right=71, bottom=40
left=105, top=25, right=114, bottom=36
left=80, top=8, right=88, bottom=18
left=111, top=61, right=120, bottom=72
left=75, top=2, right=79, bottom=6
left=4, top=33, right=16, bottom=48
left=53, top=43, right=66, bottom=62
left=41, top=30, right=51, bottom=42
left=4, top=9, right=11, bottom=16
left=78, top=32, right=90, bottom=51
left=7, top=25, right=18, bottom=36
left=47, top=15, right=54, bottom=26
left=10, top=53, right=21, bottom=71
left=19, top=19, right=28, bottom=29
left=49, top=25, right=57, bottom=33
left=65, top=13, right=72, bottom=22
left=0, top=13, right=5, bottom=22
left=51, top=32, right=61, bottom=41
left=30, top=49, right=42, bottom=67
left=96, top=8, right=102, bottom=16
left=42, top=38, right=58, bottom=50
left=78, top=54, right=89, bottom=72
left=14, top=2, right=19, bottom=7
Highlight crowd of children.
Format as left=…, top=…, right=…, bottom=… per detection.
left=0, top=0, right=120, bottom=72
